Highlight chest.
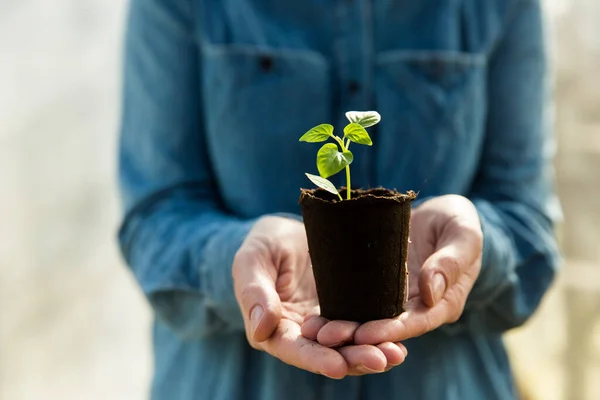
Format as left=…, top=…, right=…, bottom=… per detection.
left=193, top=0, right=508, bottom=215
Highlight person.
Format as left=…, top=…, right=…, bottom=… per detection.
left=117, top=0, right=561, bottom=399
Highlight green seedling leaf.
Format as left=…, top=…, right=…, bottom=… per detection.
left=305, top=173, right=341, bottom=198
left=345, top=111, right=381, bottom=128
left=343, top=123, right=372, bottom=146
left=299, top=124, right=334, bottom=142
left=317, top=143, right=354, bottom=178
left=300, top=111, right=380, bottom=201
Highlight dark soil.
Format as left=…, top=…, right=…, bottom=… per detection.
left=299, top=188, right=416, bottom=322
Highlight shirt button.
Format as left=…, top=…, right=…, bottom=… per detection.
left=259, top=55, right=273, bottom=72
left=348, top=80, right=360, bottom=95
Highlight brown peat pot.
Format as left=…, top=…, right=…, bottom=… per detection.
left=299, top=188, right=417, bottom=322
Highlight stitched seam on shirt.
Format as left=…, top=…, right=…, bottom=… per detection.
left=375, top=50, right=486, bottom=66
left=188, top=0, right=200, bottom=47
left=200, top=42, right=329, bottom=68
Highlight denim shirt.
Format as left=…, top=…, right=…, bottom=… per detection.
left=118, top=0, right=561, bottom=399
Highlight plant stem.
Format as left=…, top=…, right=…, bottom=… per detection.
left=336, top=191, right=343, bottom=201
left=345, top=165, right=351, bottom=200
left=334, top=135, right=352, bottom=200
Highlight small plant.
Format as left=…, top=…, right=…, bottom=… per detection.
left=299, top=111, right=381, bottom=200
left=299, top=110, right=415, bottom=321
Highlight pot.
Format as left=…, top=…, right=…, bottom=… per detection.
left=299, top=188, right=416, bottom=322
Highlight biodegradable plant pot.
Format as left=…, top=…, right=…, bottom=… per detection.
left=299, top=188, right=417, bottom=322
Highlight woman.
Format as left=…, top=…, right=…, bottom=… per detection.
left=118, top=0, right=561, bottom=399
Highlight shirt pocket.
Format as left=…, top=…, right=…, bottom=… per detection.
left=201, top=44, right=331, bottom=215
left=374, top=51, right=486, bottom=193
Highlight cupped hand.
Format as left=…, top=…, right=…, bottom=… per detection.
left=303, top=195, right=483, bottom=347
left=232, top=216, right=407, bottom=378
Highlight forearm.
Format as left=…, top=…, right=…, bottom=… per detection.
left=118, top=185, right=256, bottom=338
left=459, top=0, right=562, bottom=332
left=467, top=197, right=561, bottom=330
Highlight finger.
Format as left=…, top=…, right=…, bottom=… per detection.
left=316, top=320, right=360, bottom=347
left=301, top=306, right=327, bottom=340
left=303, top=305, right=321, bottom=323
left=233, top=248, right=282, bottom=343
left=419, top=228, right=480, bottom=307
left=376, top=342, right=407, bottom=367
left=354, top=299, right=451, bottom=345
left=301, top=316, right=329, bottom=341
left=418, top=248, right=455, bottom=307
left=338, top=345, right=387, bottom=375
left=262, top=319, right=347, bottom=379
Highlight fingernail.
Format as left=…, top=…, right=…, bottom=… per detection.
left=250, top=305, right=264, bottom=337
left=432, top=273, right=447, bottom=305
left=357, top=365, right=383, bottom=374
left=400, top=345, right=408, bottom=357
left=321, top=372, right=337, bottom=379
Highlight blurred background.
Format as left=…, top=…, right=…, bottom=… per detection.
left=1, top=1, right=598, bottom=399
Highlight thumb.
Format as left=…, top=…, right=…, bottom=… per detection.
left=233, top=248, right=282, bottom=343
left=418, top=246, right=461, bottom=307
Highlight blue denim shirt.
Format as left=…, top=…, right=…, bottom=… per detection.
left=118, top=0, right=561, bottom=399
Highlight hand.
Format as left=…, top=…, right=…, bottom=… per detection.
left=303, top=195, right=483, bottom=346
left=233, top=216, right=408, bottom=379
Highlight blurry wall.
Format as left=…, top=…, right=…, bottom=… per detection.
left=504, top=2, right=600, bottom=400
left=0, top=1, right=598, bottom=400
left=0, top=2, right=152, bottom=400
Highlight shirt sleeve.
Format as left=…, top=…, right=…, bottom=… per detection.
left=117, top=0, right=256, bottom=339
left=462, top=0, right=562, bottom=332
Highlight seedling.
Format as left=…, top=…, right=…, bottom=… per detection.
left=299, top=111, right=380, bottom=200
